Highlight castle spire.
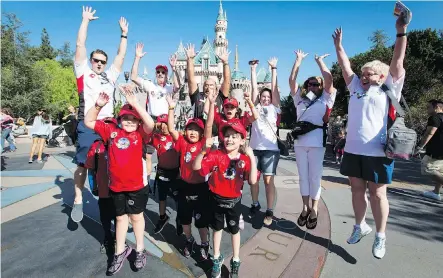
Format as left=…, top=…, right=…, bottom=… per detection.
left=219, top=0, right=223, bottom=15
left=235, top=45, right=239, bottom=71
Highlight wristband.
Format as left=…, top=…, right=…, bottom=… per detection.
left=95, top=103, right=103, bottom=110
left=169, top=106, right=175, bottom=110
left=396, top=33, right=407, bottom=38
left=223, top=63, right=228, bottom=66
left=272, top=67, right=277, bottom=70
left=121, top=35, right=128, bottom=39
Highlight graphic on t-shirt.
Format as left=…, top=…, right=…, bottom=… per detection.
left=237, top=160, right=245, bottom=169
left=224, top=167, right=236, bottom=180
left=185, top=152, right=192, bottom=163
left=165, top=142, right=172, bottom=150
left=160, top=136, right=166, bottom=141
left=110, top=132, right=117, bottom=138
left=116, top=137, right=130, bottom=149
left=190, top=146, right=196, bottom=153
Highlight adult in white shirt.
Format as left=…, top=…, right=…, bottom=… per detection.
left=332, top=13, right=411, bottom=259
left=71, top=6, right=128, bottom=223
left=248, top=57, right=281, bottom=226
left=130, top=43, right=181, bottom=118
left=289, top=50, right=337, bottom=230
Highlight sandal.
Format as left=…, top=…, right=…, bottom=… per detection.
left=306, top=213, right=318, bottom=230
left=297, top=209, right=310, bottom=227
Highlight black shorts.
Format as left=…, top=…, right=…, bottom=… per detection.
left=156, top=167, right=180, bottom=202
left=177, top=181, right=209, bottom=228
left=210, top=193, right=242, bottom=234
left=340, top=152, right=395, bottom=184
left=143, top=143, right=156, bottom=156
left=110, top=186, right=149, bottom=216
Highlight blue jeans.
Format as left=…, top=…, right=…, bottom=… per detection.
left=1, top=128, right=16, bottom=153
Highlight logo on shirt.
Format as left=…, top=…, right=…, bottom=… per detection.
left=110, top=132, right=117, bottom=139
left=160, top=136, right=166, bottom=141
left=116, top=137, right=130, bottom=149
left=165, top=142, right=172, bottom=150
left=190, top=146, right=196, bottom=153
left=195, top=213, right=201, bottom=220
left=237, top=160, right=245, bottom=169
left=224, top=167, right=236, bottom=180
left=89, top=73, right=96, bottom=78
left=185, top=152, right=192, bottom=163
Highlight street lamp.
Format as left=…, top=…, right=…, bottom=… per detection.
left=124, top=71, right=130, bottom=83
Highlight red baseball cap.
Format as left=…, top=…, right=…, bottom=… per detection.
left=223, top=98, right=239, bottom=108
left=222, top=121, right=247, bottom=139
left=155, top=65, right=168, bottom=73
left=157, top=114, right=168, bottom=124
left=185, top=118, right=204, bottom=131
left=119, top=104, right=140, bottom=119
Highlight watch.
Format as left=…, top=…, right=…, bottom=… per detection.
left=396, top=33, right=407, bottom=38
left=121, top=35, right=128, bottom=39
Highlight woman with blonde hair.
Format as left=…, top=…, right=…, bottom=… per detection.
left=29, top=109, right=52, bottom=163
left=289, top=50, right=337, bottom=230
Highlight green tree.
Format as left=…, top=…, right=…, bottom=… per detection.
left=57, top=41, right=74, bottom=68
left=369, top=30, right=389, bottom=49
left=39, top=28, right=56, bottom=60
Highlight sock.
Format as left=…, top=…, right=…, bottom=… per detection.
left=376, top=232, right=386, bottom=239
left=355, top=221, right=367, bottom=228
left=160, top=214, right=167, bottom=220
left=252, top=201, right=260, bottom=207
left=213, top=254, right=220, bottom=260
left=201, top=241, right=209, bottom=246
left=232, top=257, right=240, bottom=262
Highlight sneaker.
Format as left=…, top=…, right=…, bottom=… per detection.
left=199, top=243, right=210, bottom=261
left=100, top=239, right=115, bottom=254
left=134, top=249, right=148, bottom=271
left=263, top=210, right=273, bottom=226
left=230, top=258, right=241, bottom=278
left=211, top=253, right=224, bottom=278
left=107, top=244, right=132, bottom=276
left=183, top=237, right=195, bottom=258
left=372, top=236, right=386, bottom=259
left=249, top=203, right=261, bottom=218
left=347, top=224, right=372, bottom=244
left=71, top=203, right=83, bottom=223
left=239, top=214, right=245, bottom=230
left=423, top=191, right=441, bottom=201
left=154, top=215, right=170, bottom=234
left=36, top=159, right=43, bottom=164
left=28, top=159, right=33, bottom=164
left=176, top=219, right=183, bottom=236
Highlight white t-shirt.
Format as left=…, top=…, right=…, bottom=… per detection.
left=293, top=88, right=336, bottom=148
left=74, top=59, right=119, bottom=120
left=139, top=77, right=174, bottom=117
left=345, top=73, right=405, bottom=157
left=249, top=104, right=281, bottom=151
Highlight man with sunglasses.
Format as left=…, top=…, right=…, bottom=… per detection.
left=71, top=6, right=129, bottom=222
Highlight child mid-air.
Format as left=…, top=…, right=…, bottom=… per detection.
left=333, top=128, right=346, bottom=164
left=193, top=96, right=257, bottom=278
left=84, top=85, right=154, bottom=275
left=166, top=95, right=212, bottom=261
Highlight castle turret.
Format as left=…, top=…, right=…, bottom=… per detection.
left=214, top=0, right=228, bottom=56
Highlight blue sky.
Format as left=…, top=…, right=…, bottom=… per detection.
left=2, top=1, right=443, bottom=96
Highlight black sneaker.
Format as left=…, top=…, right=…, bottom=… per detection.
left=263, top=209, right=273, bottom=226
left=154, top=215, right=170, bottom=234
left=183, top=237, right=195, bottom=258
left=249, top=203, right=261, bottom=218
left=230, top=258, right=241, bottom=278
left=134, top=250, right=148, bottom=271
left=100, top=239, right=115, bottom=254
left=107, top=244, right=132, bottom=276
left=198, top=243, right=210, bottom=261
left=176, top=218, right=183, bottom=236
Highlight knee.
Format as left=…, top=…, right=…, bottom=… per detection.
left=130, top=213, right=144, bottom=222
left=263, top=176, right=274, bottom=187
left=369, top=188, right=387, bottom=202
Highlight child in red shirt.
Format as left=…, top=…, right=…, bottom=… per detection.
left=149, top=114, right=182, bottom=235
left=84, top=86, right=154, bottom=275
left=166, top=95, right=212, bottom=261
left=193, top=119, right=257, bottom=278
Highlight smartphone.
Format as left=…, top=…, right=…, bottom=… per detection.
left=393, top=1, right=412, bottom=25
left=248, top=59, right=259, bottom=65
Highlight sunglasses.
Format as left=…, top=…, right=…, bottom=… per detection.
left=92, top=58, right=107, bottom=65
left=308, top=83, right=320, bottom=87
left=156, top=71, right=166, bottom=75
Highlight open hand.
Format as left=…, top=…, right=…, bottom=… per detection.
left=185, top=44, right=196, bottom=59
left=204, top=137, right=214, bottom=150
left=82, top=6, right=99, bottom=21
left=208, top=90, right=218, bottom=104
left=244, top=146, right=254, bottom=157
left=96, top=92, right=110, bottom=107
left=268, top=57, right=278, bottom=68
left=295, top=50, right=309, bottom=60
left=315, top=54, right=330, bottom=61
left=217, top=48, right=231, bottom=64
left=119, top=84, right=137, bottom=106
left=119, top=17, right=129, bottom=35
left=135, top=43, right=146, bottom=58
left=249, top=59, right=259, bottom=70
left=169, top=54, right=177, bottom=68
left=332, top=27, right=343, bottom=48
left=166, top=95, right=177, bottom=107
left=244, top=90, right=250, bottom=101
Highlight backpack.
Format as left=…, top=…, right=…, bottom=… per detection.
left=381, top=84, right=417, bottom=160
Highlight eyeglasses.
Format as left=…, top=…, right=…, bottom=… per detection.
left=308, top=83, right=320, bottom=87
left=92, top=58, right=107, bottom=65
left=156, top=71, right=166, bottom=75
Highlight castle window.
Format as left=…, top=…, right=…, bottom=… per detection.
left=203, top=58, right=209, bottom=70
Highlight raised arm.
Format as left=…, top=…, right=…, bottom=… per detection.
left=75, top=6, right=99, bottom=63
left=166, top=95, right=180, bottom=140
left=185, top=44, right=198, bottom=95
left=192, top=137, right=213, bottom=171
left=250, top=61, right=259, bottom=105
left=245, top=147, right=258, bottom=185
left=204, top=91, right=218, bottom=139
left=84, top=92, right=109, bottom=130
left=244, top=91, right=259, bottom=122
left=314, top=54, right=334, bottom=93
left=169, top=54, right=181, bottom=92
left=289, top=50, right=308, bottom=96
left=120, top=85, right=155, bottom=134
left=130, top=43, right=146, bottom=88
left=268, top=57, right=280, bottom=108
left=217, top=49, right=231, bottom=98
left=112, top=17, right=129, bottom=72
left=390, top=13, right=411, bottom=81
left=332, top=28, right=354, bottom=86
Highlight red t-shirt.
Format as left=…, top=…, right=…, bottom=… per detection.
left=94, top=120, right=150, bottom=192
left=174, top=134, right=206, bottom=184
left=200, top=150, right=251, bottom=198
left=214, top=111, right=252, bottom=141
left=150, top=133, right=179, bottom=169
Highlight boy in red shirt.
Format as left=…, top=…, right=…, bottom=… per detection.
left=166, top=95, right=212, bottom=261
left=150, top=114, right=182, bottom=235
left=193, top=120, right=257, bottom=278
left=84, top=86, right=154, bottom=275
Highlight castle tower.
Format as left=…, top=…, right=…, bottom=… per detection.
left=230, top=45, right=251, bottom=112
left=213, top=0, right=228, bottom=56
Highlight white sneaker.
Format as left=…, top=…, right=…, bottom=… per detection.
left=423, top=191, right=441, bottom=201
left=347, top=224, right=372, bottom=244
left=372, top=236, right=386, bottom=259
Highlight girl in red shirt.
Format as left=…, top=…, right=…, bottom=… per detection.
left=166, top=95, right=212, bottom=261
left=194, top=91, right=258, bottom=277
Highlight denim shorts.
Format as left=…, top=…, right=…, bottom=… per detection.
left=253, top=149, right=280, bottom=176
left=74, top=121, right=101, bottom=166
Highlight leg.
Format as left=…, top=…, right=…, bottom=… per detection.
left=29, top=137, right=39, bottom=161
left=349, top=177, right=368, bottom=225
left=6, top=130, right=16, bottom=151
left=98, top=198, right=114, bottom=242
left=368, top=182, right=389, bottom=234
left=74, top=166, right=87, bottom=204
left=263, top=175, right=275, bottom=210
left=154, top=179, right=170, bottom=234
left=37, top=138, right=46, bottom=161
left=212, top=229, right=223, bottom=258
left=421, top=155, right=443, bottom=199
left=294, top=146, right=310, bottom=216
left=307, top=147, right=326, bottom=218
left=250, top=151, right=261, bottom=205
left=115, top=214, right=130, bottom=254
left=262, top=150, right=280, bottom=211
left=129, top=212, right=146, bottom=251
